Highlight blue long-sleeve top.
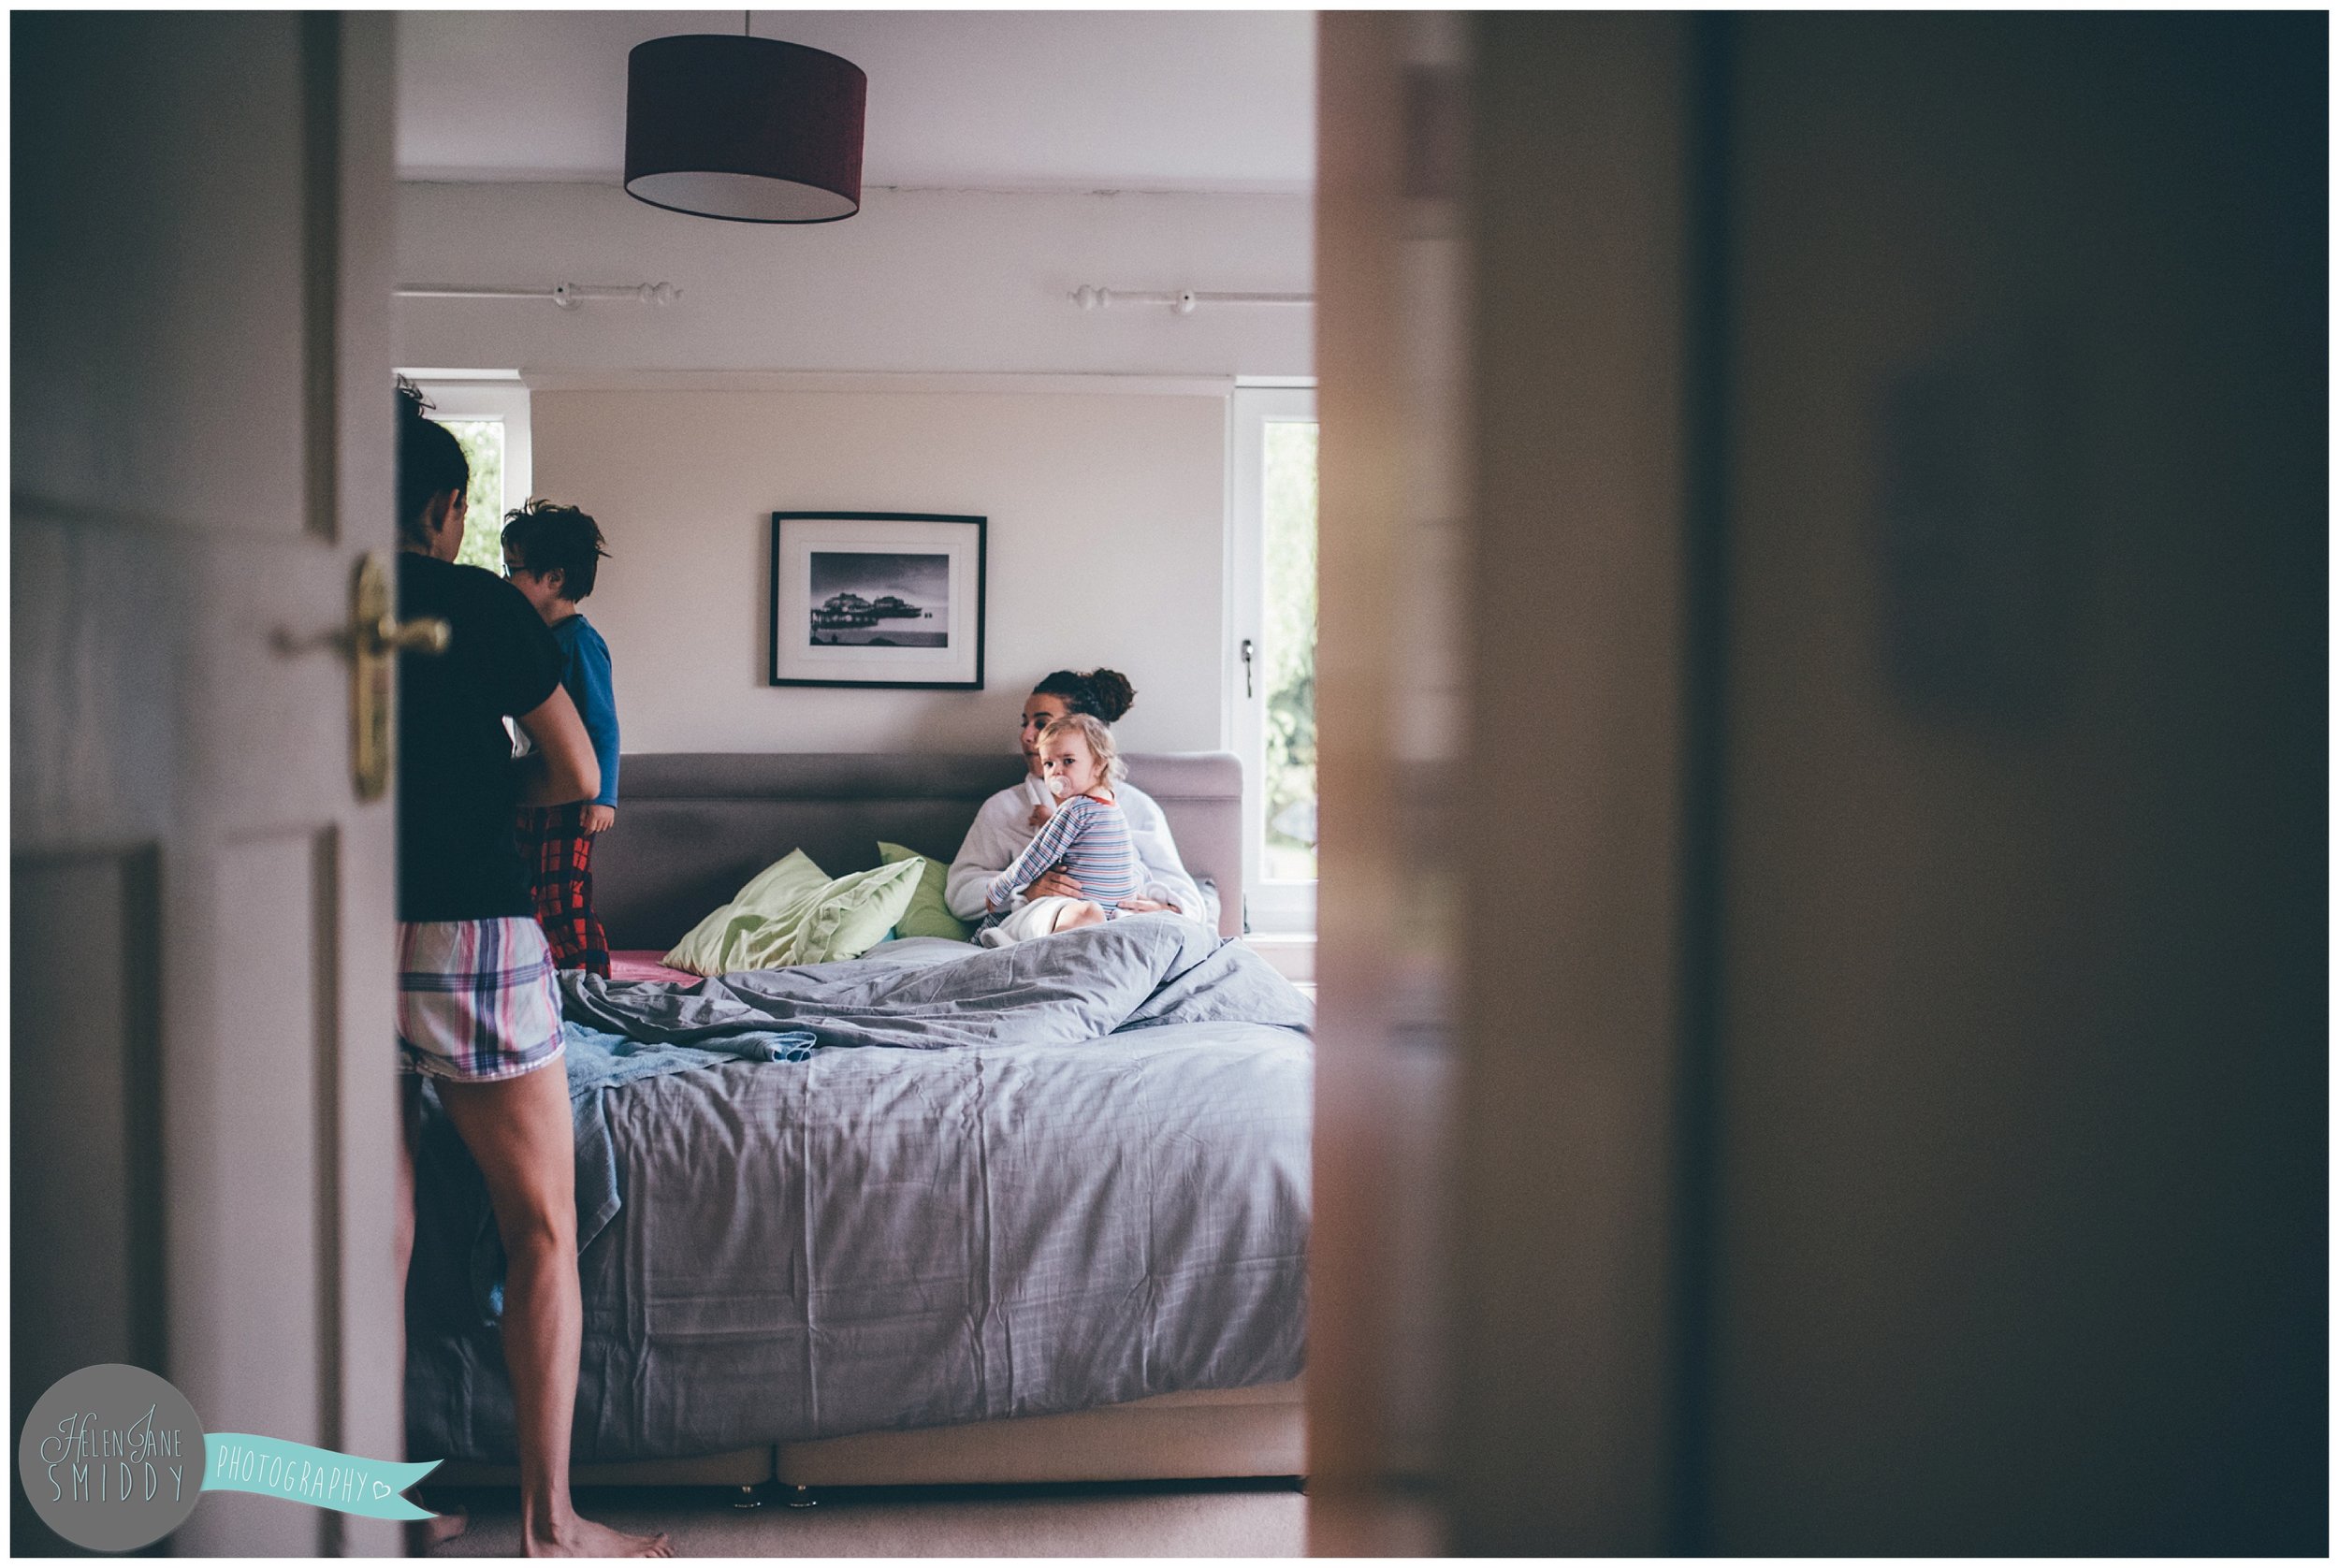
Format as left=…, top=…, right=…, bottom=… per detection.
left=549, top=613, right=619, bottom=808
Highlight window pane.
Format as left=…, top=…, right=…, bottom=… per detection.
left=1263, top=420, right=1318, bottom=880
left=437, top=419, right=505, bottom=572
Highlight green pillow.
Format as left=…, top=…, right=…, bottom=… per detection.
left=662, top=849, right=926, bottom=976
left=877, top=842, right=974, bottom=942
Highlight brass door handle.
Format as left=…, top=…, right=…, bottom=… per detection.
left=360, top=610, right=450, bottom=658
left=351, top=554, right=449, bottom=802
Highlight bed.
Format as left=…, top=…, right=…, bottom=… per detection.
left=410, top=751, right=1310, bottom=1493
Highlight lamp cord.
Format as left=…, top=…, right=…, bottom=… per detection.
left=742, top=10, right=749, bottom=36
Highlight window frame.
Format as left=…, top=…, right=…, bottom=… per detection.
left=1228, top=385, right=1319, bottom=936
left=402, top=371, right=532, bottom=531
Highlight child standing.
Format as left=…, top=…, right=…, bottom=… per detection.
left=503, top=501, right=620, bottom=977
left=979, top=712, right=1140, bottom=944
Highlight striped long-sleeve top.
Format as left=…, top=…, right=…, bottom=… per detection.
left=982, top=792, right=1140, bottom=914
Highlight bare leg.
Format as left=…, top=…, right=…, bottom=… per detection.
left=398, top=1081, right=470, bottom=1553
left=436, top=1066, right=670, bottom=1558
left=1050, top=899, right=1107, bottom=933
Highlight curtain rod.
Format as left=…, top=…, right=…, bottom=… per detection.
left=395, top=282, right=682, bottom=310
left=1070, top=286, right=1313, bottom=315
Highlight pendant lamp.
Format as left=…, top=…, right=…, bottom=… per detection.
left=624, top=26, right=866, bottom=224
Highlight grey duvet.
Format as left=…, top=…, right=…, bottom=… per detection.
left=404, top=915, right=1313, bottom=1464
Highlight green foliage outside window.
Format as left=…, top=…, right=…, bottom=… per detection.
left=439, top=419, right=506, bottom=572
left=1262, top=421, right=1318, bottom=880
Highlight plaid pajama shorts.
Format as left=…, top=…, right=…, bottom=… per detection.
left=395, top=917, right=566, bottom=1083
left=516, top=803, right=611, bottom=979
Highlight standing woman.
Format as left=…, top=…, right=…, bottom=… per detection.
left=388, top=385, right=669, bottom=1558
left=945, top=668, right=1210, bottom=927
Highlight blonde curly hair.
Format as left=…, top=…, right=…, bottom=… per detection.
left=1036, top=711, right=1126, bottom=794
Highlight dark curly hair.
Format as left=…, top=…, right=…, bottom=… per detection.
left=501, top=500, right=610, bottom=601
left=394, top=378, right=470, bottom=548
left=1033, top=668, right=1135, bottom=723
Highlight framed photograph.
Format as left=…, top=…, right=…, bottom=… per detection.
left=768, top=512, right=987, bottom=689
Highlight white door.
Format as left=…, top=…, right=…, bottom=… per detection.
left=12, top=14, right=403, bottom=1555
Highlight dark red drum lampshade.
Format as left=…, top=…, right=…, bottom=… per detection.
left=624, top=35, right=866, bottom=223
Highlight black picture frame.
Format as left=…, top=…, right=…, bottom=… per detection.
left=767, top=511, right=988, bottom=690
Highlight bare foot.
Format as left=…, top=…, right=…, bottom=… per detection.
left=409, top=1503, right=470, bottom=1554
left=522, top=1515, right=673, bottom=1558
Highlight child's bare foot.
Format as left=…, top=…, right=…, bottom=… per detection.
left=521, top=1515, right=673, bottom=1558
left=409, top=1502, right=470, bottom=1553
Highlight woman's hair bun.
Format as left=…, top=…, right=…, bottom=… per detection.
left=394, top=374, right=433, bottom=421
left=1081, top=668, right=1135, bottom=723
left=1034, top=666, right=1137, bottom=723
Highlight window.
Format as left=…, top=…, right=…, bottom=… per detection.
left=1260, top=420, right=1319, bottom=880
left=401, top=372, right=531, bottom=570
left=441, top=419, right=507, bottom=569
left=1230, top=385, right=1319, bottom=933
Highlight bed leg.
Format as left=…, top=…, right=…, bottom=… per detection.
left=786, top=1485, right=821, bottom=1509
left=731, top=1484, right=766, bottom=1510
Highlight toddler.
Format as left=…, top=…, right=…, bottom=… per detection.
left=503, top=500, right=620, bottom=977
left=980, top=712, right=1139, bottom=944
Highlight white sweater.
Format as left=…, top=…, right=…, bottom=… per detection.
left=946, top=778, right=1208, bottom=924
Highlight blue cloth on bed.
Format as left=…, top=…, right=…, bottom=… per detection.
left=418, top=1019, right=817, bottom=1324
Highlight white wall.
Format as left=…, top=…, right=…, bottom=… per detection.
left=394, top=181, right=1313, bottom=378
left=531, top=387, right=1229, bottom=755
left=400, top=180, right=1300, bottom=756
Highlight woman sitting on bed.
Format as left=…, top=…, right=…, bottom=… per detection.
left=977, top=712, right=1137, bottom=944
left=945, top=668, right=1210, bottom=930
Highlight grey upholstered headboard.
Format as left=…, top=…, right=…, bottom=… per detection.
left=592, top=751, right=1245, bottom=948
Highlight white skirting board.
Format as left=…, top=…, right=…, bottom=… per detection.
left=1242, top=934, right=1316, bottom=983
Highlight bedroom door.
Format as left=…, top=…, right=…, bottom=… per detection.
left=11, top=14, right=403, bottom=1556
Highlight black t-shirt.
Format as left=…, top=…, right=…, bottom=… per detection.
left=395, top=553, right=564, bottom=922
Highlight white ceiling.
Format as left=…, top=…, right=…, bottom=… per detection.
left=397, top=10, right=1316, bottom=194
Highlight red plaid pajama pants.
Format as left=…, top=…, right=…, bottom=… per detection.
left=516, top=802, right=610, bottom=978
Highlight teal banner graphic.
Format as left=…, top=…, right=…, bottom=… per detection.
left=203, top=1434, right=441, bottom=1521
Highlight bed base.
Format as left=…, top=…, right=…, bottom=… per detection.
left=429, top=1379, right=1305, bottom=1491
